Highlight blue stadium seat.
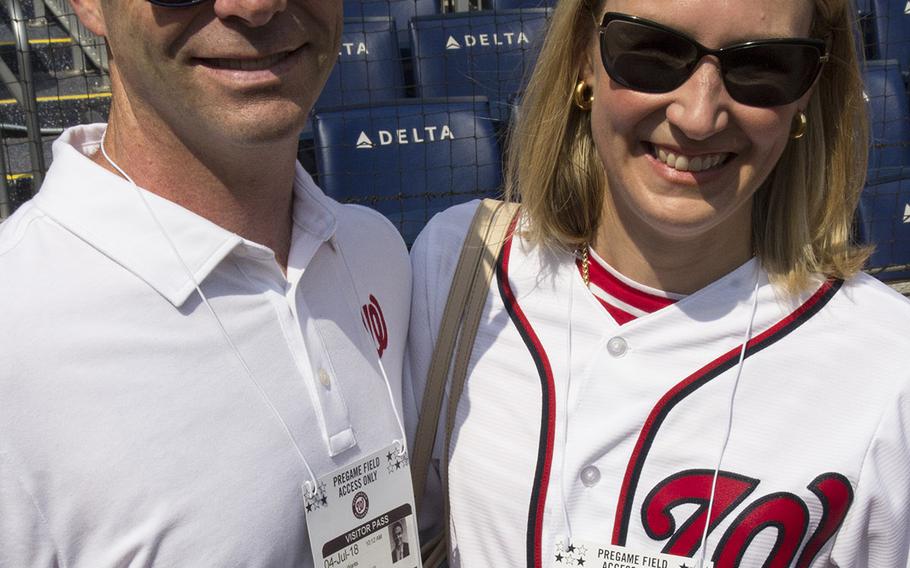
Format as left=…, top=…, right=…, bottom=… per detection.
left=852, top=0, right=875, bottom=60
left=313, top=97, right=502, bottom=244
left=868, top=0, right=910, bottom=72
left=863, top=59, right=910, bottom=170
left=316, top=17, right=405, bottom=109
left=857, top=170, right=910, bottom=280
left=854, top=0, right=873, bottom=19
left=410, top=9, right=551, bottom=122
left=343, top=0, right=439, bottom=45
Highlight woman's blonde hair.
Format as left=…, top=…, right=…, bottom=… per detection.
left=505, top=0, right=870, bottom=292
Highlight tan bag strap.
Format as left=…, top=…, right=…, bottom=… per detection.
left=441, top=199, right=518, bottom=552
left=411, top=199, right=519, bottom=510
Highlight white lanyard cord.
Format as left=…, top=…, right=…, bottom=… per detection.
left=560, top=269, right=577, bottom=544
left=332, top=238, right=408, bottom=456
left=696, top=272, right=761, bottom=567
left=559, top=272, right=575, bottom=545
left=99, top=128, right=322, bottom=496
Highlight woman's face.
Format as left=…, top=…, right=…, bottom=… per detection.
left=582, top=0, right=815, bottom=245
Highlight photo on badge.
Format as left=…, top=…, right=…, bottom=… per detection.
left=389, top=518, right=411, bottom=563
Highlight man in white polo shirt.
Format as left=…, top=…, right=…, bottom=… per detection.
left=0, top=1, right=414, bottom=566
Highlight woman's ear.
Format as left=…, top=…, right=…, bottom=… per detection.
left=67, top=0, right=108, bottom=37
left=578, top=43, right=597, bottom=86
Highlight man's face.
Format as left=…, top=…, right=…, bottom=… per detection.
left=82, top=0, right=342, bottom=147
left=393, top=524, right=403, bottom=545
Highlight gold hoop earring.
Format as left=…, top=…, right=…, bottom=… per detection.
left=573, top=80, right=594, bottom=111
left=790, top=111, right=808, bottom=140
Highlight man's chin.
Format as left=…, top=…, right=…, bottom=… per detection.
left=233, top=121, right=305, bottom=145
left=208, top=112, right=308, bottom=147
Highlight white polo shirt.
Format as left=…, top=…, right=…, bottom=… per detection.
left=0, top=124, right=411, bottom=567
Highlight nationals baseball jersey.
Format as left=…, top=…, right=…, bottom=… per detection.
left=404, top=201, right=910, bottom=568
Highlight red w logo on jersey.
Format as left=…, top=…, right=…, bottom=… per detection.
left=361, top=294, right=389, bottom=358
left=641, top=470, right=854, bottom=566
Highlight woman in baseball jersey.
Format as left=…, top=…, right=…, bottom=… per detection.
left=406, top=0, right=910, bottom=566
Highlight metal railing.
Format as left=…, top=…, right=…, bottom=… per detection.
left=0, top=0, right=41, bottom=219
left=8, top=0, right=46, bottom=186
left=0, top=0, right=110, bottom=221
left=31, top=0, right=108, bottom=77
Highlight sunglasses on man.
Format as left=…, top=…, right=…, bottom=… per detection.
left=599, top=12, right=829, bottom=108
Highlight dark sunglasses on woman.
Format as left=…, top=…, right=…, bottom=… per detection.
left=599, top=12, right=829, bottom=108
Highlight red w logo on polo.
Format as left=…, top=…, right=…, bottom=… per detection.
left=361, top=294, right=389, bottom=358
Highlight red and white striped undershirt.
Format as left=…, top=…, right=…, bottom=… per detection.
left=576, top=247, right=686, bottom=325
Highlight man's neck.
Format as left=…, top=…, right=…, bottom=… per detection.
left=94, top=105, right=299, bottom=270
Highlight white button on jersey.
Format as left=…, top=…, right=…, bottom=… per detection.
left=318, top=368, right=332, bottom=388
left=580, top=465, right=601, bottom=487
left=607, top=336, right=628, bottom=357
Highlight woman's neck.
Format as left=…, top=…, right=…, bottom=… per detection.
left=592, top=199, right=754, bottom=295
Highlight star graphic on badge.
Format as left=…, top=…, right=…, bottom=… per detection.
left=577, top=546, right=587, bottom=556
left=555, top=554, right=564, bottom=563
left=396, top=460, right=402, bottom=469
left=320, top=495, right=328, bottom=506
left=305, top=502, right=313, bottom=512
left=576, top=558, right=585, bottom=566
left=567, top=544, right=576, bottom=553
left=387, top=451, right=394, bottom=462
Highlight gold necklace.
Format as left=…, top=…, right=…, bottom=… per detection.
left=580, top=243, right=590, bottom=288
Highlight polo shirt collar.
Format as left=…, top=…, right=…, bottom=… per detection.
left=34, top=124, right=337, bottom=307
left=291, top=161, right=337, bottom=244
